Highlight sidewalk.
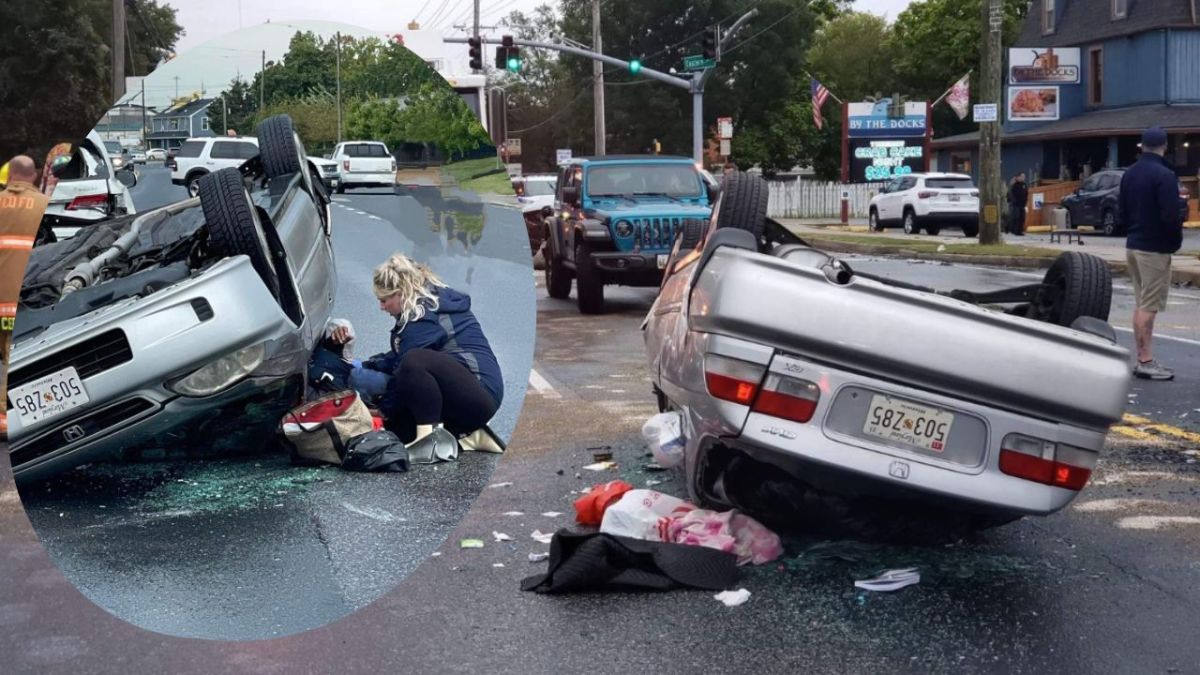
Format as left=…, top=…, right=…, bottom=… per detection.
left=778, top=220, right=1200, bottom=286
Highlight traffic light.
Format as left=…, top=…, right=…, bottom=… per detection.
left=497, top=35, right=520, bottom=72
left=702, top=25, right=719, bottom=60
left=506, top=47, right=521, bottom=72
left=468, top=36, right=482, bottom=71
left=629, top=58, right=642, bottom=74
left=495, top=46, right=507, bottom=69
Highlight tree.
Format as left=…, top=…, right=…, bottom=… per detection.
left=806, top=12, right=896, bottom=102
left=0, top=0, right=182, bottom=161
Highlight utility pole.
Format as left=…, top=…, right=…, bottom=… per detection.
left=473, top=0, right=481, bottom=53
left=112, top=0, right=126, bottom=101
left=336, top=32, right=343, bottom=142
left=592, top=0, right=605, bottom=156
left=979, top=0, right=1004, bottom=244
left=260, top=50, right=266, bottom=113
left=140, top=81, right=147, bottom=148
left=173, top=75, right=180, bottom=100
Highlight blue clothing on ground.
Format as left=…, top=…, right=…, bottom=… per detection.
left=362, top=286, right=504, bottom=406
left=1120, top=153, right=1183, bottom=254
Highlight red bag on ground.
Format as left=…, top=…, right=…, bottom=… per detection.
left=574, top=480, right=634, bottom=526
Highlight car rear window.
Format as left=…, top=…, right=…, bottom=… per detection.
left=176, top=140, right=205, bottom=158
left=525, top=181, right=556, bottom=196
left=925, top=177, right=974, bottom=189
left=345, top=143, right=389, bottom=158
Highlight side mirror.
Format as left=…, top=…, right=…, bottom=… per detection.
left=561, top=185, right=579, bottom=205
left=706, top=182, right=720, bottom=203
left=540, top=205, right=554, bottom=218
left=116, top=169, right=137, bottom=188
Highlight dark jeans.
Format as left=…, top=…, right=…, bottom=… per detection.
left=1009, top=206, right=1026, bottom=235
left=379, top=348, right=500, bottom=443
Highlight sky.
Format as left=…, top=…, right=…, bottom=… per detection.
left=129, top=1, right=917, bottom=111
left=166, top=0, right=919, bottom=53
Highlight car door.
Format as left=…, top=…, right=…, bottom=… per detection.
left=1076, top=174, right=1103, bottom=225
left=645, top=211, right=708, bottom=399
left=877, top=178, right=901, bottom=222
left=562, top=166, right=583, bottom=264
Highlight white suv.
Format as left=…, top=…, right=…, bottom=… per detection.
left=868, top=172, right=980, bottom=236
left=330, top=141, right=396, bottom=193
left=170, top=136, right=259, bottom=197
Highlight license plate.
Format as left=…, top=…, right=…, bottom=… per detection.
left=862, top=394, right=954, bottom=454
left=8, top=366, right=90, bottom=426
left=948, top=195, right=961, bottom=202
left=656, top=254, right=668, bottom=269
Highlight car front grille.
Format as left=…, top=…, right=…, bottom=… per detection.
left=9, top=397, right=157, bottom=467
left=632, top=217, right=681, bottom=249
left=8, top=329, right=133, bottom=396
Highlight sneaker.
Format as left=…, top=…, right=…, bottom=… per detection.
left=1133, top=360, right=1174, bottom=380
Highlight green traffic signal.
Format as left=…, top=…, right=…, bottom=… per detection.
left=507, top=56, right=521, bottom=72
left=629, top=59, right=642, bottom=74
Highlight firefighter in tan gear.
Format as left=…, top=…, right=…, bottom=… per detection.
left=0, top=155, right=49, bottom=436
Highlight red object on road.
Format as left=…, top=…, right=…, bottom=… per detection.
left=574, top=480, right=635, bottom=526
left=371, top=415, right=384, bottom=431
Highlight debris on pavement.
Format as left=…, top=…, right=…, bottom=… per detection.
left=592, top=451, right=614, bottom=462
left=582, top=461, right=618, bottom=471
left=460, top=539, right=485, bottom=549
left=528, top=552, right=550, bottom=563
left=643, top=463, right=667, bottom=472
left=488, top=481, right=513, bottom=488
left=520, top=530, right=739, bottom=594
left=645, top=479, right=663, bottom=487
left=492, top=531, right=513, bottom=542
left=713, top=588, right=752, bottom=607
left=854, top=568, right=921, bottom=592
left=641, top=412, right=685, bottom=468
left=493, top=563, right=505, bottom=568
left=574, top=480, right=635, bottom=525
left=541, top=511, right=563, bottom=517
left=503, top=511, right=525, bottom=516
left=531, top=529, right=555, bottom=544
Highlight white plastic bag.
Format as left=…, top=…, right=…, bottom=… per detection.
left=641, top=411, right=685, bottom=468
left=599, top=489, right=694, bottom=541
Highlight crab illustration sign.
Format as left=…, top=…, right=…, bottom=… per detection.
left=1009, top=47, right=1081, bottom=85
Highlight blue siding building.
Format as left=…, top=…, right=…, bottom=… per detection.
left=933, top=0, right=1200, bottom=188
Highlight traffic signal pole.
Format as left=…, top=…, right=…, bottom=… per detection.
left=447, top=9, right=756, bottom=164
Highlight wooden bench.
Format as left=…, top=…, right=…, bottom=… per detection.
left=1048, top=228, right=1083, bottom=245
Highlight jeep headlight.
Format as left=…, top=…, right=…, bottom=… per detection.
left=168, top=343, right=266, bottom=396
left=615, top=220, right=633, bottom=237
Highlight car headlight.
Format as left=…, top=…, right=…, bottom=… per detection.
left=615, top=220, right=633, bottom=237
left=167, top=343, right=266, bottom=397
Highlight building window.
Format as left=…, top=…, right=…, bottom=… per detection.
left=1043, top=0, right=1055, bottom=34
left=201, top=116, right=210, bottom=131
left=1112, top=0, right=1127, bottom=19
left=1088, top=47, right=1103, bottom=106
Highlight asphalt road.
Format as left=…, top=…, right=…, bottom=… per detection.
left=9, top=171, right=535, bottom=641
left=3, top=254, right=1199, bottom=673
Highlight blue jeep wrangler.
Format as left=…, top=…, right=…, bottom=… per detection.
left=541, top=156, right=715, bottom=313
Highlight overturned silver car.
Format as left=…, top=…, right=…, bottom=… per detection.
left=644, top=172, right=1132, bottom=542
left=8, top=115, right=336, bottom=484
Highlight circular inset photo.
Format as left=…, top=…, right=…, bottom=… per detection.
left=6, top=18, right=534, bottom=640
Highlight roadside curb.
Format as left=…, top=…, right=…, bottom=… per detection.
left=803, top=237, right=1200, bottom=287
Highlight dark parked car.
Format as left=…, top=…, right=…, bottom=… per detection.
left=1060, top=168, right=1189, bottom=236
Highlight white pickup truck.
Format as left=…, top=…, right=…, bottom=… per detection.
left=330, top=141, right=397, bottom=193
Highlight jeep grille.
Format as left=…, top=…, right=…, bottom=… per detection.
left=632, top=217, right=681, bottom=249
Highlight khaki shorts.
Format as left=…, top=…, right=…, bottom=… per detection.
left=1126, top=249, right=1172, bottom=312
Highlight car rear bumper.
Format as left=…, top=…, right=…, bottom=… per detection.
left=586, top=250, right=668, bottom=286
left=913, top=210, right=979, bottom=223
left=340, top=172, right=395, bottom=187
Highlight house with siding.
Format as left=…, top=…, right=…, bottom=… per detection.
left=145, top=98, right=217, bottom=151
left=933, top=0, right=1200, bottom=193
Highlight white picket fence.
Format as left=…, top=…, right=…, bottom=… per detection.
left=766, top=180, right=882, bottom=219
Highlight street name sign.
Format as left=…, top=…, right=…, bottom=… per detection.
left=682, top=54, right=715, bottom=71
left=556, top=149, right=572, bottom=165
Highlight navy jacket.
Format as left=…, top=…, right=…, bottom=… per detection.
left=1120, top=153, right=1183, bottom=254
left=364, top=286, right=504, bottom=405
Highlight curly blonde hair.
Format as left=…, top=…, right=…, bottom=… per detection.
left=373, top=253, right=447, bottom=325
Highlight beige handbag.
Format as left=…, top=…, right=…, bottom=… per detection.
left=279, top=390, right=374, bottom=465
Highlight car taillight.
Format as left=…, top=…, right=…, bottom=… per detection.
left=343, top=160, right=351, bottom=171
left=970, top=190, right=980, bottom=197
left=918, top=191, right=938, bottom=199
left=66, top=194, right=110, bottom=211
left=703, top=353, right=766, bottom=406
left=751, top=373, right=820, bottom=423
left=998, top=433, right=1095, bottom=491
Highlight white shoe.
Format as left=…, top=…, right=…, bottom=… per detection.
left=458, top=427, right=505, bottom=454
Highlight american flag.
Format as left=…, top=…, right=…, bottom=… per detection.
left=811, top=78, right=831, bottom=130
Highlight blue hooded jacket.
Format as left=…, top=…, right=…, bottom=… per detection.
left=1120, top=153, right=1183, bottom=254
left=363, top=286, right=504, bottom=405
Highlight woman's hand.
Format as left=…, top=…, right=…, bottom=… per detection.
left=330, top=324, right=353, bottom=344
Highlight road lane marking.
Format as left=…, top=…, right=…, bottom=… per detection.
left=528, top=369, right=560, bottom=399
left=1115, top=516, right=1200, bottom=530
left=1118, top=413, right=1200, bottom=444
left=1112, top=326, right=1200, bottom=347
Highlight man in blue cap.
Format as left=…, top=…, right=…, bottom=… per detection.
left=1118, top=126, right=1183, bottom=380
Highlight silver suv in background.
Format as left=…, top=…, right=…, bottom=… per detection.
left=170, top=136, right=260, bottom=197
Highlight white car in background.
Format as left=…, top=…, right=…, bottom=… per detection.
left=170, top=136, right=260, bottom=197
left=330, top=141, right=397, bottom=193
left=146, top=148, right=168, bottom=162
left=309, top=156, right=340, bottom=192
left=514, top=173, right=558, bottom=256
left=41, top=130, right=137, bottom=242
left=868, top=172, right=980, bottom=237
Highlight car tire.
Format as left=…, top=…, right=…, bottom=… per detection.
left=924, top=224, right=941, bottom=236
left=256, top=114, right=304, bottom=179
left=868, top=208, right=883, bottom=232
left=961, top=223, right=979, bottom=237
left=902, top=209, right=920, bottom=235
left=574, top=238, right=604, bottom=314
left=696, top=447, right=1020, bottom=545
left=186, top=171, right=208, bottom=198
left=544, top=242, right=572, bottom=299
left=678, top=218, right=704, bottom=250
left=198, top=167, right=282, bottom=300
left=1101, top=209, right=1117, bottom=236
left=1033, top=251, right=1112, bottom=326
left=715, top=171, right=768, bottom=243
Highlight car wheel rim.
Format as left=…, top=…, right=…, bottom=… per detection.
left=188, top=180, right=199, bottom=197
left=1103, top=214, right=1114, bottom=235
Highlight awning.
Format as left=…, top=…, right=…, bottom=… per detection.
left=932, top=104, right=1200, bottom=149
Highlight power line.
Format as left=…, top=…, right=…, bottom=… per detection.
left=428, top=0, right=470, bottom=29
left=413, top=0, right=438, bottom=24
left=719, top=6, right=802, bottom=57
